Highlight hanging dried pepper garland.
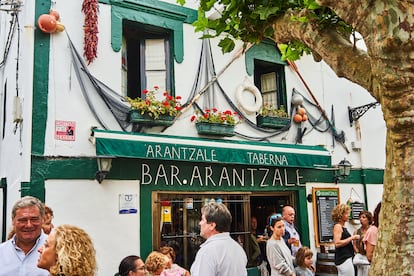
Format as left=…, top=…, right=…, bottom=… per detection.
left=82, top=0, right=99, bottom=64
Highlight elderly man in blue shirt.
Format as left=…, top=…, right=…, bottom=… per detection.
left=191, top=202, right=247, bottom=276
left=0, top=196, right=49, bottom=276
left=282, top=205, right=302, bottom=259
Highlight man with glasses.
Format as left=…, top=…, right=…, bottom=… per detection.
left=0, top=196, right=49, bottom=276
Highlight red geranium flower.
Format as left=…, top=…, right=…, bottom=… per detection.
left=190, top=108, right=241, bottom=126
left=126, top=86, right=183, bottom=119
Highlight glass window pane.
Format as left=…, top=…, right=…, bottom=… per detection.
left=261, top=72, right=278, bottom=107
left=157, top=194, right=247, bottom=269
left=145, top=39, right=166, bottom=70
left=261, top=72, right=276, bottom=92
left=145, top=39, right=167, bottom=93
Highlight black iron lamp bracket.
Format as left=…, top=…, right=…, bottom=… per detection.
left=348, top=102, right=380, bottom=126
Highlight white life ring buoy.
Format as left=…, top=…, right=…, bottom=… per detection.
left=236, top=82, right=263, bottom=114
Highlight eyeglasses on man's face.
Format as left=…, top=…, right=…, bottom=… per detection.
left=15, top=216, right=42, bottom=225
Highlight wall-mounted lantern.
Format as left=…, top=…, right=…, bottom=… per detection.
left=334, top=158, right=352, bottom=183
left=95, top=157, right=113, bottom=184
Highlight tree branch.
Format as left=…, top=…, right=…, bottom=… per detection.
left=271, top=10, right=373, bottom=93
left=316, top=0, right=373, bottom=35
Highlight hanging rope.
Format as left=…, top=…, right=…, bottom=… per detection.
left=177, top=40, right=252, bottom=119
left=286, top=60, right=350, bottom=153
left=179, top=37, right=293, bottom=140
left=0, top=2, right=19, bottom=68
left=67, top=32, right=131, bottom=131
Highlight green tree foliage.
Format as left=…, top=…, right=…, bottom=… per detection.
left=183, top=0, right=352, bottom=60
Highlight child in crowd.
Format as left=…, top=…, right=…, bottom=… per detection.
left=159, top=246, right=190, bottom=276
left=295, top=246, right=315, bottom=276
left=145, top=251, right=169, bottom=276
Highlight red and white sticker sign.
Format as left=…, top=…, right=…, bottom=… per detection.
left=55, top=120, right=76, bottom=141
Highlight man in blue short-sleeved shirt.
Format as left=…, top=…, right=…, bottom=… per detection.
left=0, top=196, right=49, bottom=276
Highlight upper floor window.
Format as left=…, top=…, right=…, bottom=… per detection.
left=245, top=41, right=287, bottom=110
left=254, top=60, right=286, bottom=109
left=122, top=21, right=172, bottom=99
left=108, top=0, right=197, bottom=98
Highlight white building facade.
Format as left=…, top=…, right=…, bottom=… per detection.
left=0, top=0, right=385, bottom=275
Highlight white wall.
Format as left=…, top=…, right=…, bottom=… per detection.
left=0, top=0, right=37, bottom=235
left=45, top=179, right=141, bottom=276
left=41, top=1, right=386, bottom=176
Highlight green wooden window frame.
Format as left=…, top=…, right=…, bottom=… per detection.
left=106, top=0, right=197, bottom=63
left=245, top=41, right=288, bottom=110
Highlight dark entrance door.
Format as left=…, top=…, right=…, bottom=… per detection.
left=250, top=193, right=293, bottom=235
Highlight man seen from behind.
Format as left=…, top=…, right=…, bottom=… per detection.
left=190, top=202, right=247, bottom=276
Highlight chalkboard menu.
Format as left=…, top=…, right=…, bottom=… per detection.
left=312, top=187, right=339, bottom=246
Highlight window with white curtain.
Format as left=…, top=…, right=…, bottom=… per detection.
left=254, top=59, right=286, bottom=110
left=122, top=21, right=172, bottom=99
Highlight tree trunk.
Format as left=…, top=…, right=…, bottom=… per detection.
left=271, top=2, right=414, bottom=274
left=371, top=129, right=414, bottom=275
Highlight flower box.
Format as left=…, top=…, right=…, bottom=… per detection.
left=256, top=115, right=290, bottom=129
left=129, top=110, right=175, bottom=126
left=126, top=86, right=182, bottom=127
left=195, top=122, right=235, bottom=137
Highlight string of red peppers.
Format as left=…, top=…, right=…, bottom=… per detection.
left=82, top=0, right=99, bottom=64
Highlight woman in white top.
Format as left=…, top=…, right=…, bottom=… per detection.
left=266, top=214, right=295, bottom=276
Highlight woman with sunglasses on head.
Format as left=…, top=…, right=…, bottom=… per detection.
left=266, top=214, right=295, bottom=276
left=115, top=255, right=147, bottom=276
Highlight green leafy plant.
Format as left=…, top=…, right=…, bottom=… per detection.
left=190, top=108, right=241, bottom=126
left=259, top=104, right=289, bottom=118
left=178, top=0, right=351, bottom=60
left=127, top=86, right=182, bottom=119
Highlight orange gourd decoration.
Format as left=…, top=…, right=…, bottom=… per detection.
left=49, top=10, right=60, bottom=21
left=37, top=14, right=57, bottom=33
left=297, top=107, right=306, bottom=115
left=302, top=114, right=308, bottom=121
left=293, top=114, right=303, bottom=123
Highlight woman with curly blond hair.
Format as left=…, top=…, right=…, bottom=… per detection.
left=145, top=251, right=169, bottom=276
left=331, top=204, right=360, bottom=276
left=37, top=224, right=97, bottom=276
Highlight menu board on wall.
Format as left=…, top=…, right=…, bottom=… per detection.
left=312, top=187, right=339, bottom=247
left=351, top=202, right=365, bottom=219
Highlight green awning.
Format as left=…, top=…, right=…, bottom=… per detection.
left=93, top=130, right=331, bottom=169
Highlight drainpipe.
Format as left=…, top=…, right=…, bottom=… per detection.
left=361, top=169, right=368, bottom=207
left=0, top=178, right=7, bottom=242
left=354, top=121, right=369, bottom=207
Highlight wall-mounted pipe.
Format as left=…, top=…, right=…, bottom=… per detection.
left=1, top=178, right=7, bottom=242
